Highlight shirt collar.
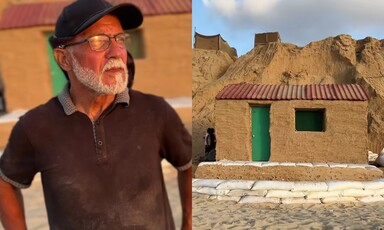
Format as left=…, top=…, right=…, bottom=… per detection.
left=57, top=84, right=130, bottom=116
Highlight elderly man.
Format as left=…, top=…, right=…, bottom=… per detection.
left=0, top=0, right=192, bottom=229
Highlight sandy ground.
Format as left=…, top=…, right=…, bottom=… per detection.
left=193, top=194, right=384, bottom=229
left=0, top=161, right=181, bottom=230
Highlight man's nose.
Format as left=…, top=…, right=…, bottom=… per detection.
left=106, top=39, right=125, bottom=59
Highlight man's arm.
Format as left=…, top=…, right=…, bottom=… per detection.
left=0, top=178, right=27, bottom=230
left=177, top=167, right=192, bottom=230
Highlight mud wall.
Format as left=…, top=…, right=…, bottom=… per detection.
left=215, top=99, right=368, bottom=163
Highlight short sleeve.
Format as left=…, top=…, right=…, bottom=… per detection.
left=0, top=119, right=37, bottom=188
left=160, top=101, right=192, bottom=171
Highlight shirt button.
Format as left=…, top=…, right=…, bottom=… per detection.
left=98, top=141, right=103, bottom=146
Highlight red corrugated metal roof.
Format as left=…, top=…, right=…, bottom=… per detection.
left=216, top=83, right=369, bottom=101
left=0, top=0, right=191, bottom=30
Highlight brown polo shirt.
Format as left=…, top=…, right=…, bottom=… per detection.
left=0, top=86, right=191, bottom=229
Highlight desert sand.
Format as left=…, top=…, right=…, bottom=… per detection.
left=193, top=194, right=384, bottom=229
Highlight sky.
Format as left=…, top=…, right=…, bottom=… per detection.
left=192, top=0, right=384, bottom=56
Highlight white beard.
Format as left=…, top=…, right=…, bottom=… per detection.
left=68, top=50, right=128, bottom=95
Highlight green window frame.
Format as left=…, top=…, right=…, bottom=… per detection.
left=295, top=109, right=325, bottom=132
left=125, top=29, right=145, bottom=59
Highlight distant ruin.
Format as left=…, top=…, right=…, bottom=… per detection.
left=254, top=32, right=281, bottom=46
left=194, top=32, right=237, bottom=59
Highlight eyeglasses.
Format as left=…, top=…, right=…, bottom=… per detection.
left=58, top=33, right=130, bottom=51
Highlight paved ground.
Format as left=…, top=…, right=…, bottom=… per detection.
left=0, top=161, right=181, bottom=230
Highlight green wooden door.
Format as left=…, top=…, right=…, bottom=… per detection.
left=251, top=106, right=270, bottom=161
left=46, top=33, right=67, bottom=95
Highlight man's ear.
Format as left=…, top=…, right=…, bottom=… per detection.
left=53, top=49, right=71, bottom=71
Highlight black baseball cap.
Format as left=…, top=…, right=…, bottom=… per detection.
left=49, top=0, right=143, bottom=49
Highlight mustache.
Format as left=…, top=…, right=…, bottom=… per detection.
left=102, top=59, right=127, bottom=73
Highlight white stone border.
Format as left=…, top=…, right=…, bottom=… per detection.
left=0, top=110, right=27, bottom=123
left=193, top=161, right=384, bottom=204
left=192, top=179, right=384, bottom=204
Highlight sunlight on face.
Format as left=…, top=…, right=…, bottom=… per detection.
left=68, top=49, right=128, bottom=95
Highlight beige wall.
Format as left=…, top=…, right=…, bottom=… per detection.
left=0, top=26, right=53, bottom=110
left=215, top=99, right=368, bottom=164
left=135, top=13, right=191, bottom=98
left=215, top=100, right=255, bottom=161
left=0, top=13, right=191, bottom=111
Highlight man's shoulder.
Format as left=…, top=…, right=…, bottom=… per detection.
left=19, top=97, right=61, bottom=122
left=129, top=89, right=168, bottom=106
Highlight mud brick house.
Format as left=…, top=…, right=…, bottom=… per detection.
left=215, top=83, right=369, bottom=164
left=0, top=0, right=191, bottom=111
